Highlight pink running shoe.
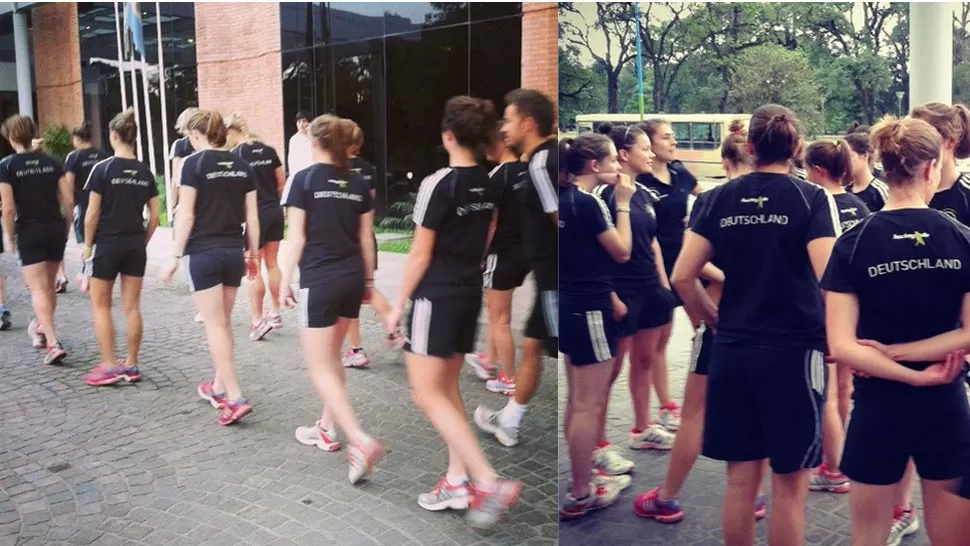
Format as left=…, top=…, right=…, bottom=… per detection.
left=197, top=381, right=228, bottom=409
left=218, top=399, right=253, bottom=426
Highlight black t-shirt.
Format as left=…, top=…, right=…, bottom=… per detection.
left=351, top=156, right=376, bottom=192
left=849, top=178, right=888, bottom=212
left=281, top=163, right=372, bottom=286
left=596, top=182, right=660, bottom=291
left=691, top=172, right=840, bottom=349
left=559, top=184, right=614, bottom=310
left=65, top=148, right=108, bottom=208
left=638, top=161, right=699, bottom=269
left=487, top=161, right=526, bottom=255
left=231, top=141, right=283, bottom=211
left=180, top=150, right=256, bottom=254
left=833, top=192, right=871, bottom=233
left=822, top=208, right=970, bottom=369
left=520, top=139, right=558, bottom=287
left=84, top=157, right=158, bottom=251
left=413, top=166, right=499, bottom=297
left=169, top=137, right=194, bottom=161
left=929, top=173, right=970, bottom=226
left=0, top=152, right=65, bottom=226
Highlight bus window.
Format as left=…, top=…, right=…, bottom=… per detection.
left=691, top=123, right=718, bottom=150
left=672, top=122, right=691, bottom=149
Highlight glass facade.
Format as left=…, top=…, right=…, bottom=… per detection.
left=280, top=2, right=522, bottom=214
left=77, top=3, right=197, bottom=163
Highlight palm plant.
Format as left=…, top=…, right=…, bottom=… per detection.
left=379, top=192, right=416, bottom=232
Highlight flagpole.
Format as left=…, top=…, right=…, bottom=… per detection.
left=139, top=53, right=157, bottom=174
left=633, top=2, right=645, bottom=121
left=125, top=11, right=144, bottom=162
left=155, top=1, right=172, bottom=223
left=113, top=2, right=128, bottom=110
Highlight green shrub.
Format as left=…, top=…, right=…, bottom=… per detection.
left=41, top=125, right=73, bottom=163
left=379, top=192, right=416, bottom=232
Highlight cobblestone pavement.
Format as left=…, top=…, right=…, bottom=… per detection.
left=0, top=241, right=557, bottom=546
left=558, top=310, right=931, bottom=546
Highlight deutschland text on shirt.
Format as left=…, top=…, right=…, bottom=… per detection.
left=867, top=258, right=962, bottom=278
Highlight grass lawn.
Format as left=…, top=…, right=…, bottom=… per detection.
left=378, top=238, right=412, bottom=254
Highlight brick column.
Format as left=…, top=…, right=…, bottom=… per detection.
left=32, top=3, right=84, bottom=130
left=521, top=2, right=558, bottom=108
left=194, top=3, right=284, bottom=156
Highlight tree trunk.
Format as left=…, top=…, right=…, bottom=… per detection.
left=607, top=70, right=619, bottom=113
left=653, top=67, right=665, bottom=113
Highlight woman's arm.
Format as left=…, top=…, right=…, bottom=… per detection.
left=652, top=239, right=670, bottom=289
left=359, top=210, right=376, bottom=285
left=278, top=207, right=306, bottom=291
left=670, top=231, right=718, bottom=327
left=171, top=185, right=197, bottom=258
left=275, top=166, right=286, bottom=198
left=880, top=293, right=970, bottom=362
left=57, top=175, right=74, bottom=240
left=171, top=158, right=183, bottom=209
left=145, top=196, right=161, bottom=244
left=83, top=191, right=102, bottom=254
left=0, top=183, right=15, bottom=249
left=244, top=190, right=260, bottom=257
left=393, top=225, right=435, bottom=309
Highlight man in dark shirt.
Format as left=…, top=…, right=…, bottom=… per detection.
left=475, top=88, right=558, bottom=448
left=59, top=127, right=108, bottom=293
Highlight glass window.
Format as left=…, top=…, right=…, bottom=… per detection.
left=470, top=2, right=521, bottom=21
left=690, top=122, right=717, bottom=150
left=385, top=26, right=469, bottom=209
left=318, top=3, right=386, bottom=43
left=282, top=48, right=315, bottom=160
left=672, top=122, right=691, bottom=149
left=384, top=3, right=468, bottom=35
left=470, top=17, right=521, bottom=111
left=281, top=2, right=313, bottom=50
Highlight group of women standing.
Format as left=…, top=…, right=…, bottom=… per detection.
left=0, top=87, right=558, bottom=531
left=560, top=100, right=970, bottom=546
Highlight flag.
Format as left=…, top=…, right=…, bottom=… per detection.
left=124, top=2, right=146, bottom=58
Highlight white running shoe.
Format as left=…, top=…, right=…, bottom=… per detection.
left=418, top=476, right=471, bottom=511
left=629, top=424, right=675, bottom=450
left=886, top=506, right=919, bottom=546
left=248, top=319, right=273, bottom=341
left=473, top=405, right=519, bottom=447
left=658, top=404, right=682, bottom=432
left=593, top=445, right=634, bottom=475
left=465, top=352, right=496, bottom=380
left=28, top=318, right=46, bottom=349
left=294, top=422, right=341, bottom=452
left=342, top=349, right=370, bottom=368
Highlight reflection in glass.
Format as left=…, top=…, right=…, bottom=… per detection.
left=384, top=2, right=468, bottom=34
left=470, top=2, right=521, bottom=21
left=470, top=18, right=522, bottom=114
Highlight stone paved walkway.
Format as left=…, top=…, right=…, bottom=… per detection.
left=0, top=234, right=556, bottom=546
left=558, top=309, right=931, bottom=546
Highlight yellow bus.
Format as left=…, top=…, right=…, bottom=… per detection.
left=575, top=113, right=751, bottom=181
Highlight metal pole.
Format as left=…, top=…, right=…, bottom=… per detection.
left=126, top=24, right=144, bottom=162
left=156, top=1, right=172, bottom=222
left=910, top=3, right=953, bottom=106
left=113, top=2, right=128, bottom=110
left=12, top=7, right=31, bottom=117
left=633, top=2, right=645, bottom=120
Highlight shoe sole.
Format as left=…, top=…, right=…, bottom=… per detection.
left=348, top=443, right=386, bottom=485
left=249, top=327, right=272, bottom=341
left=630, top=443, right=673, bottom=451
left=44, top=352, right=67, bottom=365
left=294, top=430, right=341, bottom=452
left=219, top=406, right=253, bottom=426
left=594, top=465, right=635, bottom=477
left=86, top=375, right=140, bottom=386
left=473, top=409, right=518, bottom=447
left=485, top=385, right=515, bottom=396
left=634, top=509, right=684, bottom=524
left=808, top=483, right=850, bottom=494
left=418, top=497, right=470, bottom=511
left=887, top=519, right=920, bottom=546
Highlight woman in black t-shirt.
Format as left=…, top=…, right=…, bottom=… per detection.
left=278, top=114, right=385, bottom=484
left=80, top=109, right=160, bottom=387
left=162, top=110, right=260, bottom=427
left=0, top=115, right=73, bottom=365
left=57, top=121, right=107, bottom=293
left=340, top=119, right=401, bottom=369
left=384, top=97, right=520, bottom=529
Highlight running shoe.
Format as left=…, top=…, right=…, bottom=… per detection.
left=594, top=469, right=632, bottom=490
left=485, top=373, right=516, bottom=396
left=754, top=493, right=768, bottom=521
left=54, top=276, right=68, bottom=294
left=886, top=505, right=919, bottom=546
left=84, top=362, right=141, bottom=386
left=27, top=318, right=46, bottom=349
left=346, top=437, right=385, bottom=484
left=248, top=319, right=273, bottom=341
left=808, top=464, right=851, bottom=494
left=418, top=476, right=471, bottom=511
left=342, top=349, right=370, bottom=368
left=559, top=482, right=618, bottom=521
left=43, top=342, right=67, bottom=365
left=629, top=424, right=675, bottom=450
left=633, top=487, right=684, bottom=523
left=0, top=305, right=10, bottom=331
left=197, top=381, right=228, bottom=409
left=659, top=402, right=682, bottom=432
left=593, top=444, right=635, bottom=475
left=265, top=312, right=283, bottom=329
left=467, top=479, right=522, bottom=529
left=473, top=405, right=519, bottom=447
left=218, top=399, right=253, bottom=426
left=294, top=421, right=341, bottom=452
left=465, top=352, right=496, bottom=380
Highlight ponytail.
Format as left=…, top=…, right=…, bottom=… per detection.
left=186, top=110, right=228, bottom=148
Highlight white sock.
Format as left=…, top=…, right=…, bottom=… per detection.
left=499, top=399, right=527, bottom=428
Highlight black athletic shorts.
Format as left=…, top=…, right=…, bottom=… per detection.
left=259, top=206, right=284, bottom=248
left=297, top=275, right=364, bottom=329
left=405, top=294, right=482, bottom=358
left=483, top=252, right=529, bottom=291
left=185, top=247, right=244, bottom=292
left=559, top=304, right=616, bottom=366
left=525, top=288, right=558, bottom=358
left=18, top=222, right=67, bottom=267
left=90, top=245, right=147, bottom=280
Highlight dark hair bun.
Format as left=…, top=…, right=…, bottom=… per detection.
left=597, top=123, right=614, bottom=135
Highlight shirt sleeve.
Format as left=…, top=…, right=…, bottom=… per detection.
left=64, top=152, right=78, bottom=175
left=807, top=187, right=843, bottom=242
left=146, top=167, right=159, bottom=198
left=413, top=171, right=450, bottom=231
left=820, top=240, right=855, bottom=293
left=281, top=172, right=306, bottom=210
left=179, top=156, right=201, bottom=189
left=674, top=161, right=698, bottom=194
left=243, top=164, right=256, bottom=193
left=85, top=163, right=106, bottom=194
left=689, top=193, right=708, bottom=229
left=0, top=158, right=11, bottom=185
left=690, top=190, right=718, bottom=241
left=582, top=191, right=614, bottom=236
left=359, top=184, right=373, bottom=215
left=271, top=147, right=282, bottom=170
left=530, top=147, right=558, bottom=214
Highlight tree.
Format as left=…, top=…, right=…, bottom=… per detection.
left=638, top=2, right=698, bottom=113
left=729, top=44, right=823, bottom=134
left=559, top=2, right=638, bottom=113
left=559, top=46, right=606, bottom=127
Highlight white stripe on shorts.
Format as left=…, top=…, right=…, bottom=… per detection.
left=689, top=323, right=707, bottom=373
left=542, top=290, right=558, bottom=338
left=586, top=310, right=610, bottom=362
left=411, top=298, right=432, bottom=355
left=799, top=349, right=825, bottom=469
left=183, top=255, right=194, bottom=292
left=299, top=287, right=310, bottom=328
left=483, top=254, right=498, bottom=289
